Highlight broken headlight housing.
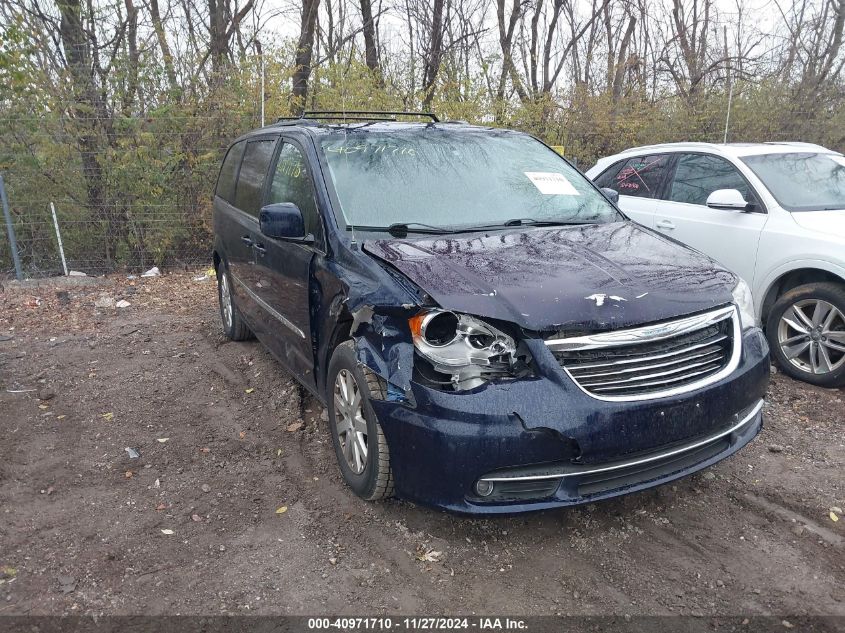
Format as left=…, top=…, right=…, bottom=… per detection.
left=409, top=310, right=530, bottom=390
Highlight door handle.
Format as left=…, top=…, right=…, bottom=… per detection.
left=241, top=235, right=254, bottom=247
left=253, top=242, right=267, bottom=256
left=656, top=220, right=676, bottom=230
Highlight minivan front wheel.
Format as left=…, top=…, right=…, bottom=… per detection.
left=217, top=264, right=253, bottom=341
left=326, top=341, right=393, bottom=501
left=767, top=282, right=845, bottom=387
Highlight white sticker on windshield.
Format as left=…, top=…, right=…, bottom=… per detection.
left=525, top=172, right=580, bottom=195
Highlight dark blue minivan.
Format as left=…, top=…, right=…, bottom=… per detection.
left=212, top=112, right=769, bottom=514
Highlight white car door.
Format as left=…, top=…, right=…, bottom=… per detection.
left=591, top=153, right=674, bottom=228
left=653, top=152, right=768, bottom=285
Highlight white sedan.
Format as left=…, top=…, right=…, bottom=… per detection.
left=586, top=142, right=845, bottom=388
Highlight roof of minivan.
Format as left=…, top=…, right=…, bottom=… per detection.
left=609, top=141, right=839, bottom=158
left=233, top=120, right=501, bottom=143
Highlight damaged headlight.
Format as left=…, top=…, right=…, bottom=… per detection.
left=409, top=310, right=527, bottom=390
left=731, top=277, right=756, bottom=329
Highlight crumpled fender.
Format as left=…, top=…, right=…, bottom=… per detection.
left=317, top=253, right=423, bottom=398
left=351, top=308, right=416, bottom=396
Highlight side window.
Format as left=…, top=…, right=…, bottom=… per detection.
left=607, top=154, right=671, bottom=198
left=592, top=161, right=625, bottom=189
left=268, top=142, right=321, bottom=237
left=233, top=139, right=276, bottom=216
left=216, top=141, right=245, bottom=204
left=668, top=154, right=752, bottom=206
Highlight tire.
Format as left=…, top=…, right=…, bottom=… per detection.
left=766, top=282, right=845, bottom=388
left=326, top=341, right=394, bottom=501
left=217, top=263, right=253, bottom=341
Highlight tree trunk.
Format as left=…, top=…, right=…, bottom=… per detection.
left=148, top=0, right=178, bottom=92
left=56, top=0, right=114, bottom=263
left=360, top=0, right=380, bottom=74
left=207, top=0, right=229, bottom=77
left=422, top=0, right=445, bottom=108
left=293, top=0, right=321, bottom=107
left=122, top=0, right=139, bottom=115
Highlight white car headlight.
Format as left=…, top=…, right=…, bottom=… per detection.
left=731, top=277, right=756, bottom=329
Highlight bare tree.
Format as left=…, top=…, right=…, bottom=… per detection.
left=421, top=0, right=447, bottom=108
left=147, top=0, right=179, bottom=92
left=293, top=0, right=321, bottom=105
left=360, top=0, right=380, bottom=74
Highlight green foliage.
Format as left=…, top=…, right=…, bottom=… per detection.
left=0, top=32, right=843, bottom=276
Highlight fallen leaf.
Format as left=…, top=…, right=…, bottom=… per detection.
left=57, top=415, right=66, bottom=420
left=276, top=449, right=282, bottom=456
left=153, top=479, right=160, bottom=489
left=157, top=437, right=169, bottom=443
left=415, top=547, right=443, bottom=563
left=160, top=529, right=174, bottom=535
left=286, top=421, right=304, bottom=433
left=245, top=388, right=254, bottom=394
left=155, top=503, right=167, bottom=511
left=124, top=471, right=133, bottom=479
left=101, top=412, right=114, bottom=421
left=831, top=511, right=840, bottom=522
left=38, top=404, right=48, bottom=410
left=238, top=431, right=246, bottom=439
left=1, top=567, right=17, bottom=578
left=275, top=506, right=288, bottom=514
left=191, top=514, right=203, bottom=522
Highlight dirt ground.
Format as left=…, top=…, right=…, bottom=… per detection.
left=0, top=271, right=842, bottom=618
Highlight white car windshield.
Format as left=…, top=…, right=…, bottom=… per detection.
left=741, top=152, right=845, bottom=212
left=319, top=129, right=621, bottom=231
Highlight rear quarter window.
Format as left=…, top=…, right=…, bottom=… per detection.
left=216, top=141, right=245, bottom=204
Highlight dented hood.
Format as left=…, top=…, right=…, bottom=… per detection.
left=363, top=222, right=736, bottom=331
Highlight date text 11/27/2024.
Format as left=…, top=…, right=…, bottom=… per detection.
left=307, top=617, right=528, bottom=630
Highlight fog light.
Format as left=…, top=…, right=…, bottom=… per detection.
left=475, top=479, right=495, bottom=497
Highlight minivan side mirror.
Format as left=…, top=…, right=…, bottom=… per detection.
left=600, top=187, right=620, bottom=205
left=706, top=189, right=749, bottom=211
left=259, top=203, right=312, bottom=241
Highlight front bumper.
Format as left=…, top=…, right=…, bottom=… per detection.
left=369, top=328, right=769, bottom=514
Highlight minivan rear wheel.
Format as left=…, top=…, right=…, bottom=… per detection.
left=217, top=264, right=253, bottom=341
left=326, top=341, right=393, bottom=501
left=767, top=282, right=845, bottom=388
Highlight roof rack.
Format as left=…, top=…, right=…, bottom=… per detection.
left=276, top=110, right=439, bottom=124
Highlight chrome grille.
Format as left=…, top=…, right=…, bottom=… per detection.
left=546, top=306, right=740, bottom=401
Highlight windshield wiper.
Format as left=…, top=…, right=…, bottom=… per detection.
left=466, top=218, right=597, bottom=230
left=385, top=222, right=453, bottom=237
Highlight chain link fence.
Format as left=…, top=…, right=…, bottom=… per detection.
left=0, top=193, right=213, bottom=278
left=0, top=112, right=258, bottom=280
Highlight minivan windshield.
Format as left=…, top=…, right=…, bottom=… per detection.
left=740, top=152, right=845, bottom=212
left=319, top=129, right=622, bottom=231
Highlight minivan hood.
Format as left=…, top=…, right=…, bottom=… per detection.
left=790, top=209, right=845, bottom=238
left=363, top=222, right=736, bottom=331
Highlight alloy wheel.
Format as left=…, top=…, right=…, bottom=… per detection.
left=219, top=272, right=233, bottom=331
left=777, top=299, right=845, bottom=375
left=334, top=369, right=368, bottom=474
